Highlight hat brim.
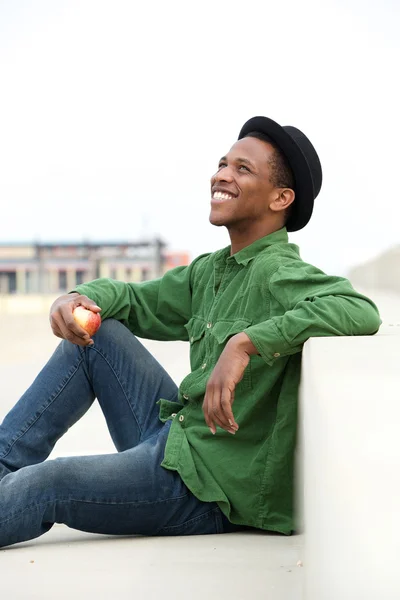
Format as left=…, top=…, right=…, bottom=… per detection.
left=238, top=116, right=315, bottom=232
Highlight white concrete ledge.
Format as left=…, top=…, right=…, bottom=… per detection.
left=2, top=293, right=399, bottom=598
left=300, top=332, right=400, bottom=600
left=0, top=526, right=303, bottom=599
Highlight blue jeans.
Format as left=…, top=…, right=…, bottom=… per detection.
left=0, top=319, right=240, bottom=548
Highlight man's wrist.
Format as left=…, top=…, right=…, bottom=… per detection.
left=229, top=332, right=259, bottom=356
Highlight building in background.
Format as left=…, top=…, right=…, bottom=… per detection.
left=0, top=239, right=190, bottom=294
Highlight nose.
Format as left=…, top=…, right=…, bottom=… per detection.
left=213, top=164, right=234, bottom=184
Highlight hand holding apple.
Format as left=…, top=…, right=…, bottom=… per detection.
left=72, top=306, right=102, bottom=337
left=50, top=293, right=102, bottom=346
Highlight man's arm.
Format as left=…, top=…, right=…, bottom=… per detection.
left=72, top=258, right=206, bottom=342
left=48, top=253, right=211, bottom=344
left=202, top=261, right=381, bottom=433
left=243, top=261, right=381, bottom=365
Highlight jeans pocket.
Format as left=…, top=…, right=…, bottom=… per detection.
left=158, top=506, right=223, bottom=536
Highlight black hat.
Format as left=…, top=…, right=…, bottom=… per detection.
left=238, top=116, right=322, bottom=232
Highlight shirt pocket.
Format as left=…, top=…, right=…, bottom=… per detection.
left=185, top=316, right=207, bottom=344
left=210, top=319, right=253, bottom=389
left=184, top=317, right=207, bottom=368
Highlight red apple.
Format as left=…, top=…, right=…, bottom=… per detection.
left=72, top=306, right=101, bottom=336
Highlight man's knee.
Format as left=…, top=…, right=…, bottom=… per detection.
left=1, top=459, right=68, bottom=505
left=91, top=318, right=149, bottom=359
left=24, top=459, right=70, bottom=494
left=92, top=318, right=132, bottom=344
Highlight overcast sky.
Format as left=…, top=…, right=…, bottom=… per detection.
left=0, top=0, right=399, bottom=276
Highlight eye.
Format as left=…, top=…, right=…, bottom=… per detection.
left=238, top=164, right=250, bottom=172
left=218, top=162, right=227, bottom=170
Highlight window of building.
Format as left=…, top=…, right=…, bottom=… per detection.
left=0, top=271, right=17, bottom=294
left=58, top=270, right=67, bottom=291
left=76, top=270, right=86, bottom=285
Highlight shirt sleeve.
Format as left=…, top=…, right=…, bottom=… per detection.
left=72, top=255, right=207, bottom=341
left=243, top=261, right=382, bottom=366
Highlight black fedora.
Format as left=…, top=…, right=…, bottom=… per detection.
left=238, top=116, right=322, bottom=232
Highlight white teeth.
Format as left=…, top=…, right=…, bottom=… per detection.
left=213, top=191, right=233, bottom=200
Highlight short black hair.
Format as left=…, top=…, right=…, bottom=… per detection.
left=245, top=131, right=295, bottom=224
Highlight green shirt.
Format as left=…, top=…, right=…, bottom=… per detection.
left=75, top=228, right=381, bottom=534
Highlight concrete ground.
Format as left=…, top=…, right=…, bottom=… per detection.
left=0, top=313, right=303, bottom=600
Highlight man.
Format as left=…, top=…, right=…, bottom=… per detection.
left=0, top=117, right=381, bottom=547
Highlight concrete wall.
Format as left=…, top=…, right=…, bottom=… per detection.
left=2, top=289, right=400, bottom=600
left=300, top=330, right=400, bottom=600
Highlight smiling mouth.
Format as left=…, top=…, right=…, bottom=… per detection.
left=212, top=191, right=236, bottom=201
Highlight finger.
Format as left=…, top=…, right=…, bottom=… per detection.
left=220, top=387, right=239, bottom=430
left=210, top=386, right=228, bottom=428
left=213, top=411, right=235, bottom=434
left=80, top=299, right=102, bottom=313
left=231, top=388, right=238, bottom=425
left=203, top=390, right=216, bottom=434
left=51, top=322, right=64, bottom=339
left=207, top=387, right=222, bottom=435
left=61, top=308, right=93, bottom=341
left=51, top=317, right=71, bottom=341
left=210, top=388, right=237, bottom=435
left=49, top=314, right=61, bottom=336
left=53, top=313, right=93, bottom=347
left=65, top=332, right=94, bottom=347
left=212, top=410, right=236, bottom=434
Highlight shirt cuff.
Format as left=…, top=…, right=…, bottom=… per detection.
left=69, top=283, right=100, bottom=304
left=243, top=321, right=295, bottom=366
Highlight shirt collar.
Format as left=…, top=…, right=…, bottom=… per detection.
left=226, top=227, right=289, bottom=266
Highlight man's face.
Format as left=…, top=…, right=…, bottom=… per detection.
left=209, top=136, right=277, bottom=229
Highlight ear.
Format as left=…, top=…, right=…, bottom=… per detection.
left=269, top=188, right=295, bottom=214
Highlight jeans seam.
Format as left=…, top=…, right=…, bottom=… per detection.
left=65, top=492, right=190, bottom=506
left=213, top=507, right=225, bottom=534
left=84, top=345, right=143, bottom=440
left=0, top=493, right=191, bottom=526
left=0, top=356, right=85, bottom=461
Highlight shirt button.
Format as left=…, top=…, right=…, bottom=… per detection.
left=273, top=352, right=281, bottom=358
left=190, top=337, right=194, bottom=343
left=206, top=322, right=212, bottom=329
left=171, top=413, right=177, bottom=418
left=179, top=415, right=185, bottom=422
left=183, top=394, right=189, bottom=400
left=201, top=363, right=207, bottom=369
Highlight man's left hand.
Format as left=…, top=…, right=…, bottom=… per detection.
left=202, top=332, right=258, bottom=435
